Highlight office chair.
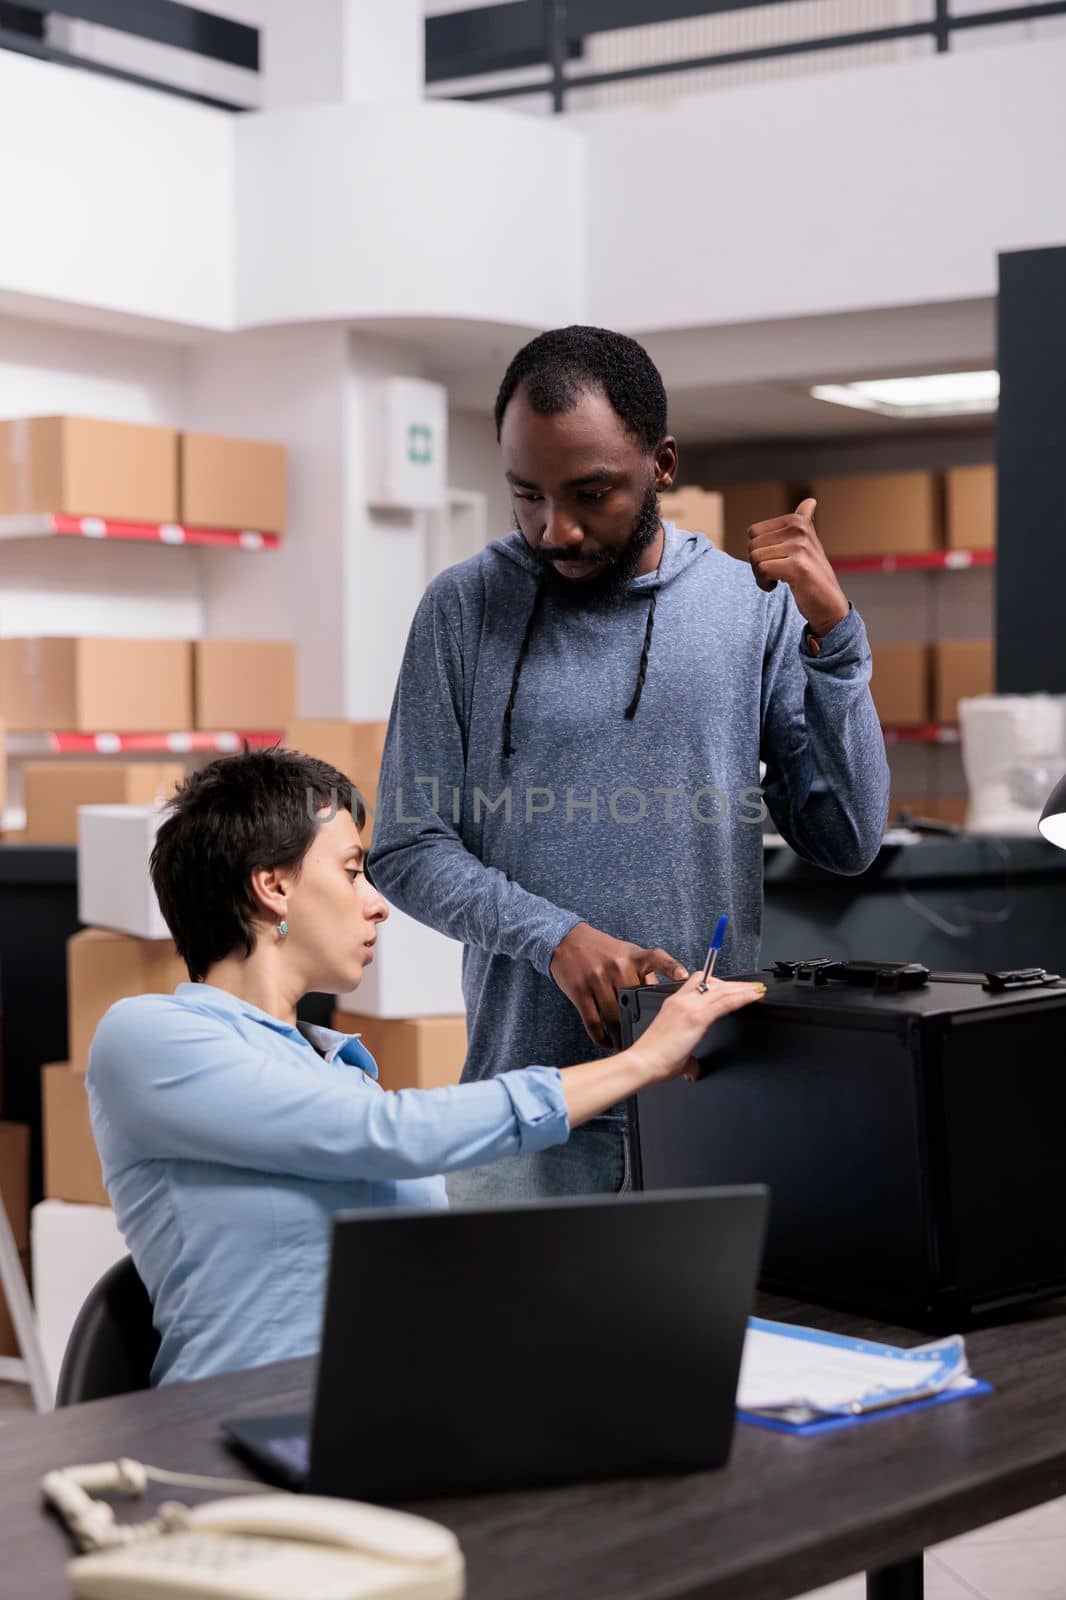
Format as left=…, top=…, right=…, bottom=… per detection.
left=55, top=1255, right=160, bottom=1407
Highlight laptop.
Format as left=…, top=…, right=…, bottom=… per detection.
left=223, top=1186, right=767, bottom=1502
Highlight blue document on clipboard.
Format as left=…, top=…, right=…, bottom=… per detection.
left=737, top=1317, right=992, bottom=1437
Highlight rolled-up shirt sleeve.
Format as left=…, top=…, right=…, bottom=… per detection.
left=89, top=996, right=569, bottom=1185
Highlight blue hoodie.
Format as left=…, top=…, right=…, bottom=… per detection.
left=369, top=525, right=889, bottom=1122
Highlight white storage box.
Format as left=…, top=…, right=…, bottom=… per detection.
left=77, top=804, right=168, bottom=940
left=337, top=903, right=464, bottom=1019
left=31, top=1199, right=125, bottom=1393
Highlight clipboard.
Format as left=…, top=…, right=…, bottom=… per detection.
left=735, top=1317, right=992, bottom=1436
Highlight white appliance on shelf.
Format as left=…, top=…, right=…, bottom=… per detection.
left=959, top=694, right=1066, bottom=836
left=337, top=903, right=464, bottom=1020
left=32, top=1200, right=125, bottom=1395
left=78, top=804, right=168, bottom=939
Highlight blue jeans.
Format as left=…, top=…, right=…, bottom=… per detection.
left=446, top=1123, right=631, bottom=1206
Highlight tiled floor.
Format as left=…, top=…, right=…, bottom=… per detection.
left=801, top=1496, right=1066, bottom=1599
left=3, top=1378, right=1064, bottom=1597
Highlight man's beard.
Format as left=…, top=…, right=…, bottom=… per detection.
left=523, top=481, right=662, bottom=610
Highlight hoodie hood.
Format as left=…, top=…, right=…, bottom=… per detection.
left=489, top=521, right=715, bottom=594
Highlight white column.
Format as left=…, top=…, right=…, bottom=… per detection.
left=259, top=0, right=423, bottom=109
left=186, top=324, right=354, bottom=718
left=343, top=334, right=431, bottom=721
left=187, top=324, right=436, bottom=722
left=342, top=1, right=424, bottom=106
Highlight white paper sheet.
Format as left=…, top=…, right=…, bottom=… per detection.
left=737, top=1321, right=968, bottom=1420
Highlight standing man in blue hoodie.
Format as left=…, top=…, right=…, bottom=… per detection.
left=369, top=326, right=889, bottom=1201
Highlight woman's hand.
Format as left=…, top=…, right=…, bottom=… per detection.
left=557, top=973, right=766, bottom=1128
left=628, top=973, right=766, bottom=1085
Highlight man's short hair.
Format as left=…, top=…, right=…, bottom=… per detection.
left=494, top=325, right=668, bottom=451
left=150, top=746, right=364, bottom=983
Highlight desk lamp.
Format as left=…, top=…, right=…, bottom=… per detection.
left=1038, top=774, right=1066, bottom=848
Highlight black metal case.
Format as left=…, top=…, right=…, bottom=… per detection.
left=620, top=975, right=1066, bottom=1330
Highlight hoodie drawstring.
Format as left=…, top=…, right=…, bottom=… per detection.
left=623, top=589, right=657, bottom=722
left=502, top=580, right=545, bottom=759
left=502, top=583, right=658, bottom=759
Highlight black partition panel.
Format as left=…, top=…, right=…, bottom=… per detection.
left=997, top=245, right=1066, bottom=693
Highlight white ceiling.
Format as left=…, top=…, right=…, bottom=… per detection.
left=357, top=296, right=998, bottom=445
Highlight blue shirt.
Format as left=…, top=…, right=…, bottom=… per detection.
left=87, top=983, right=569, bottom=1386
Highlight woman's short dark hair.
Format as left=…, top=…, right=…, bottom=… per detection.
left=150, top=746, right=364, bottom=982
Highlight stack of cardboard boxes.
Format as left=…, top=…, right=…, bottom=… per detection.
left=709, top=464, right=996, bottom=564
left=41, top=931, right=187, bottom=1209
left=0, top=1121, right=31, bottom=1361
left=659, top=487, right=724, bottom=549
left=0, top=636, right=298, bottom=842
left=0, top=414, right=286, bottom=533
left=0, top=413, right=292, bottom=843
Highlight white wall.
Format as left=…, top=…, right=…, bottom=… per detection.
left=0, top=315, right=187, bottom=422
left=449, top=409, right=511, bottom=543
left=0, top=51, right=233, bottom=331
left=342, top=334, right=436, bottom=720
left=0, top=314, right=203, bottom=638
left=234, top=100, right=586, bottom=329
left=186, top=325, right=441, bottom=722
left=185, top=324, right=349, bottom=715
left=3, top=30, right=1063, bottom=343
left=577, top=37, right=1066, bottom=331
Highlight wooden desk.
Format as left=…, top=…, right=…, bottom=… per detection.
left=3, top=1296, right=1066, bottom=1600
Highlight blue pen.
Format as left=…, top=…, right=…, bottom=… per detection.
left=697, top=915, right=729, bottom=991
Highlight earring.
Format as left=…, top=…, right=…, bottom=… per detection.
left=277, top=919, right=288, bottom=940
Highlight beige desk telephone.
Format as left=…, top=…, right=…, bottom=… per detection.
left=41, top=1458, right=465, bottom=1600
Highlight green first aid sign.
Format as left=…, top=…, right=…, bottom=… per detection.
left=407, top=424, right=433, bottom=465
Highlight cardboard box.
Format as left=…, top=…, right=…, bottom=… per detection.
left=23, top=761, right=183, bottom=846
left=78, top=805, right=172, bottom=940
left=0, top=1122, right=30, bottom=1250
left=0, top=415, right=178, bottom=524
left=658, top=487, right=723, bottom=549
left=870, top=643, right=930, bottom=728
left=285, top=720, right=387, bottom=830
left=0, top=1250, right=31, bottom=1360
left=890, top=795, right=968, bottom=828
left=810, top=472, right=942, bottom=558
left=945, top=465, right=995, bottom=551
left=0, top=637, right=193, bottom=732
left=180, top=431, right=287, bottom=534
left=336, top=903, right=464, bottom=1020
left=42, top=1063, right=108, bottom=1205
left=67, top=927, right=186, bottom=1071
left=330, top=1013, right=466, bottom=1092
left=889, top=796, right=930, bottom=826
left=32, top=1200, right=125, bottom=1391
left=193, top=640, right=296, bottom=731
left=933, top=640, right=995, bottom=726
left=923, top=796, right=969, bottom=826
left=720, top=482, right=795, bottom=560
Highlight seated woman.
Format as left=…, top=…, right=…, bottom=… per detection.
left=88, top=747, right=763, bottom=1385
